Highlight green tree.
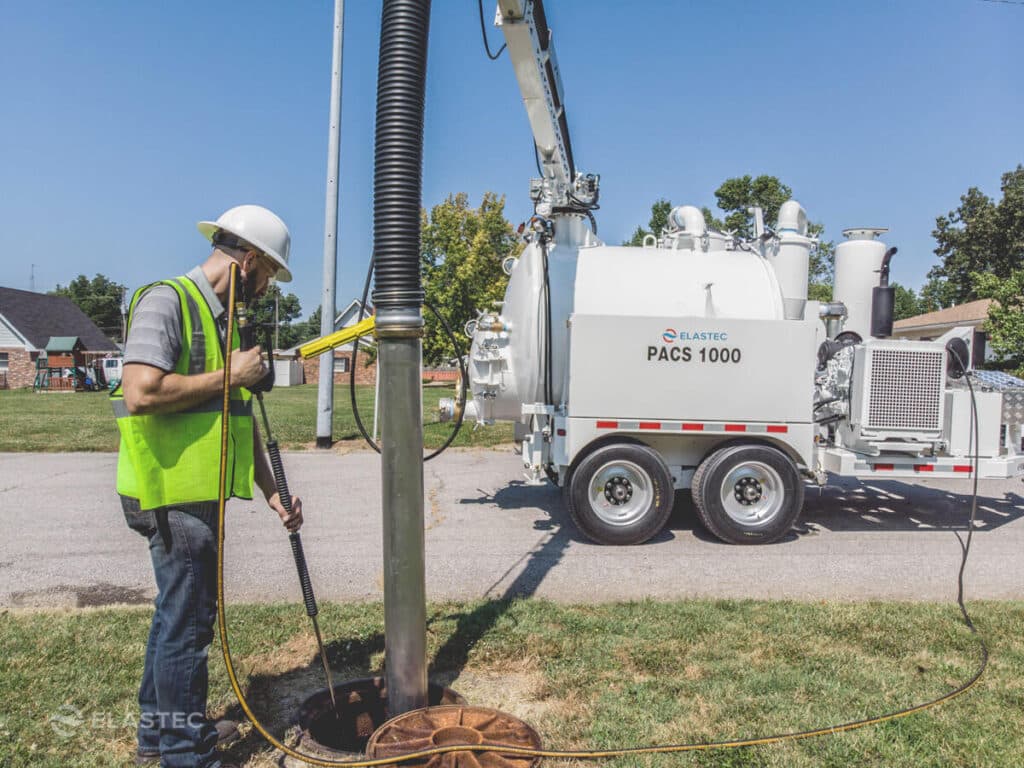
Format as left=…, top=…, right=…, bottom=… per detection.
left=891, top=282, right=922, bottom=321
left=248, top=285, right=305, bottom=349
left=625, top=198, right=672, bottom=246
left=50, top=273, right=127, bottom=342
left=628, top=175, right=835, bottom=296
left=421, top=192, right=519, bottom=365
left=972, top=269, right=1024, bottom=376
left=712, top=175, right=793, bottom=239
left=927, top=165, right=1024, bottom=307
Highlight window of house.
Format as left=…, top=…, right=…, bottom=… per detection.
left=0, top=353, right=8, bottom=371
left=334, top=357, right=350, bottom=373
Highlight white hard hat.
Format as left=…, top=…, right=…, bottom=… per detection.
left=197, top=204, right=292, bottom=283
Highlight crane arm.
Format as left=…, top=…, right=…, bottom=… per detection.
left=496, top=0, right=598, bottom=213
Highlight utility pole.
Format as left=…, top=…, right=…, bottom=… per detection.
left=30, top=264, right=35, bottom=292
left=316, top=0, right=346, bottom=449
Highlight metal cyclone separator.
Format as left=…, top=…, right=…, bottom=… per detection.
left=366, top=706, right=542, bottom=768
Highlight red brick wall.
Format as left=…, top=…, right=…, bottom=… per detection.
left=422, top=368, right=460, bottom=383
left=0, top=348, right=39, bottom=389
left=301, top=351, right=377, bottom=386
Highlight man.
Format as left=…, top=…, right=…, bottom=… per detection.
left=113, top=205, right=303, bottom=768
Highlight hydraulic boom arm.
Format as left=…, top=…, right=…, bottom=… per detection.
left=496, top=0, right=599, bottom=213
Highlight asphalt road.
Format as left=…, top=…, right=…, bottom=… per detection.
left=1, top=449, right=1022, bottom=609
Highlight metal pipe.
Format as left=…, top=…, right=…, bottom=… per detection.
left=316, top=0, right=346, bottom=449
left=379, top=337, right=427, bottom=715
left=372, top=0, right=431, bottom=716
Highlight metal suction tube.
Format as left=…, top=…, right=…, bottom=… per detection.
left=371, top=0, right=432, bottom=717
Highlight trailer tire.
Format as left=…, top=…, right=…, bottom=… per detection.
left=692, top=444, right=803, bottom=545
left=567, top=443, right=674, bottom=545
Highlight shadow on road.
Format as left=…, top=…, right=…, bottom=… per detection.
left=430, top=480, right=573, bottom=679
left=664, top=478, right=1024, bottom=543
left=800, top=477, right=1024, bottom=533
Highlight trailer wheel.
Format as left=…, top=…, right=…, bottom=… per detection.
left=692, top=444, right=803, bottom=545
left=567, top=443, right=674, bottom=545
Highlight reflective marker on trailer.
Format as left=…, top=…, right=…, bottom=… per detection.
left=913, top=464, right=935, bottom=472
left=639, top=422, right=660, bottom=430
left=682, top=423, right=704, bottom=431
left=873, top=464, right=895, bottom=471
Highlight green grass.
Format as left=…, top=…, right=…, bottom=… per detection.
left=0, top=384, right=512, bottom=452
left=1, top=600, right=1022, bottom=767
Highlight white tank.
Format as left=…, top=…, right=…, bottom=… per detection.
left=467, top=216, right=785, bottom=423
left=769, top=200, right=813, bottom=320
left=833, top=227, right=888, bottom=340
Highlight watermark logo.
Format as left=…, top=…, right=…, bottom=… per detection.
left=49, top=705, right=84, bottom=739
left=662, top=328, right=677, bottom=343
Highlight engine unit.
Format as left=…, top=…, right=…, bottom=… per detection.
left=844, top=339, right=947, bottom=449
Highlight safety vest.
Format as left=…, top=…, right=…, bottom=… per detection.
left=111, top=276, right=254, bottom=511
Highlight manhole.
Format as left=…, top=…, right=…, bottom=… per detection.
left=297, top=678, right=465, bottom=757
left=367, top=705, right=541, bottom=768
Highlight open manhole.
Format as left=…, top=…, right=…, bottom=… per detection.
left=367, top=705, right=542, bottom=768
left=297, top=678, right=465, bottom=757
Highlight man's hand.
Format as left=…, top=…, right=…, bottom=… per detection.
left=230, top=346, right=268, bottom=389
left=269, top=492, right=303, bottom=532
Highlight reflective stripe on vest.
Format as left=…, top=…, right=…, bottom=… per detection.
left=111, top=276, right=254, bottom=511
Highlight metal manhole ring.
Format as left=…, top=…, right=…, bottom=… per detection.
left=367, top=705, right=541, bottom=768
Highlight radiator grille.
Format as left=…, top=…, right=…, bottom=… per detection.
left=867, top=349, right=944, bottom=431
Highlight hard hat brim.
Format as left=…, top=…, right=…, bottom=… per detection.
left=198, top=220, right=293, bottom=283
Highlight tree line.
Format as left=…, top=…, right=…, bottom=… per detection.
left=52, top=165, right=1023, bottom=376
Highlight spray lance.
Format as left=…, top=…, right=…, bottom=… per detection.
left=233, top=276, right=341, bottom=719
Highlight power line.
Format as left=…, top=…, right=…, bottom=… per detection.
left=976, top=0, right=1024, bottom=5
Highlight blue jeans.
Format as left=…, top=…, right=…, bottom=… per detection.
left=136, top=508, right=221, bottom=767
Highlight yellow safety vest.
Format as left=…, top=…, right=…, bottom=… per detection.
left=111, top=276, right=254, bottom=511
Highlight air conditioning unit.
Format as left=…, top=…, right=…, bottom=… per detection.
left=847, top=339, right=947, bottom=445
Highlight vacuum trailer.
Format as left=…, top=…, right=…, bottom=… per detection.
left=442, top=0, right=1024, bottom=545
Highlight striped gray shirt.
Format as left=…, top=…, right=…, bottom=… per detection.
left=123, top=267, right=225, bottom=372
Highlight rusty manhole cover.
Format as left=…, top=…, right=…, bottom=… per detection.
left=367, top=705, right=541, bottom=768
left=297, top=678, right=465, bottom=757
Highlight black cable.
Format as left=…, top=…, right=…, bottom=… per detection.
left=347, top=255, right=468, bottom=461
left=533, top=141, right=544, bottom=177
left=477, top=0, right=507, bottom=59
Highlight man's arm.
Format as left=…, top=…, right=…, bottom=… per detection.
left=121, top=347, right=266, bottom=415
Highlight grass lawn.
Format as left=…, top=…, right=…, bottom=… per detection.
left=0, top=384, right=512, bottom=452
left=1, top=600, right=1022, bottom=767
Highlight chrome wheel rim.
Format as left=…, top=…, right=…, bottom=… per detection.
left=588, top=460, right=653, bottom=527
left=720, top=461, right=784, bottom=528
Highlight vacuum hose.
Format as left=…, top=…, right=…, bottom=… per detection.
left=371, top=0, right=430, bottom=315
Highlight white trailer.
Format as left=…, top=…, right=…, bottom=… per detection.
left=441, top=1, right=1024, bottom=545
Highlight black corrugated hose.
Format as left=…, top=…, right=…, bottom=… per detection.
left=371, top=0, right=430, bottom=313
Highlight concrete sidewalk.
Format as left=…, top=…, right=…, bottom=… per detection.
left=2, top=449, right=1022, bottom=608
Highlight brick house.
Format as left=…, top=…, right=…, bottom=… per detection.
left=0, top=286, right=120, bottom=389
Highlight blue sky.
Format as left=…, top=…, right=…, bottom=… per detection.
left=1, top=0, right=1020, bottom=319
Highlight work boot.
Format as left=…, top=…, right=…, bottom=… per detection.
left=134, top=719, right=241, bottom=765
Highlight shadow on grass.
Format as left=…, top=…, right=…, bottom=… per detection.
left=218, top=481, right=571, bottom=763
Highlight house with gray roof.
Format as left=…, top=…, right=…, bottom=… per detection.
left=0, top=286, right=119, bottom=388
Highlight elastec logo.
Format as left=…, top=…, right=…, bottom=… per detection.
left=660, top=327, right=729, bottom=343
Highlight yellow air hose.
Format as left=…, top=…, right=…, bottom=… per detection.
left=214, top=263, right=987, bottom=766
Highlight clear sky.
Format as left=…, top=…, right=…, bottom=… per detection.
left=1, top=0, right=1020, bottom=319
